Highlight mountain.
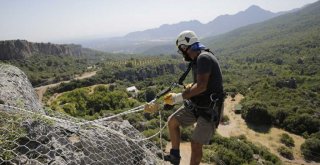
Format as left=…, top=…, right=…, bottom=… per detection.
left=125, top=5, right=279, bottom=41
left=203, top=5, right=280, bottom=36
left=204, top=1, right=320, bottom=57
left=80, top=5, right=284, bottom=54
left=124, top=20, right=203, bottom=41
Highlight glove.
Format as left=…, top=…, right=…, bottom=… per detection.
left=164, top=93, right=183, bottom=105
left=185, top=83, right=194, bottom=89
left=144, top=103, right=160, bottom=113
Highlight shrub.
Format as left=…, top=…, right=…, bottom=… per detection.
left=181, top=127, right=193, bottom=141
left=221, top=115, right=230, bottom=123
left=0, top=99, right=4, bottom=104
left=202, top=148, right=216, bottom=163
left=280, top=133, right=295, bottom=147
left=242, top=101, right=272, bottom=125
left=277, top=146, right=294, bottom=160
left=283, top=113, right=320, bottom=135
left=301, top=138, right=320, bottom=162
left=145, top=87, right=157, bottom=102
left=215, top=146, right=246, bottom=165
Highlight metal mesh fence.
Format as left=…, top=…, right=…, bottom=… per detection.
left=0, top=104, right=164, bottom=165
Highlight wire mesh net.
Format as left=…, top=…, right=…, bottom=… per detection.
left=0, top=104, right=164, bottom=165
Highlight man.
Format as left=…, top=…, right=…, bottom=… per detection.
left=163, top=30, right=224, bottom=165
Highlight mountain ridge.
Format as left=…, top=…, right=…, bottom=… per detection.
left=80, top=5, right=286, bottom=54
left=125, top=5, right=279, bottom=40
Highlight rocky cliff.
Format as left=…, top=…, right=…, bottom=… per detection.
left=0, top=64, right=161, bottom=164
left=0, top=64, right=43, bottom=113
left=0, top=40, right=83, bottom=60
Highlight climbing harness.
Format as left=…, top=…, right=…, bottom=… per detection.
left=176, top=49, right=226, bottom=127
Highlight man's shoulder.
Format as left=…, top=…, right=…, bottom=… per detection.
left=198, top=50, right=217, bottom=62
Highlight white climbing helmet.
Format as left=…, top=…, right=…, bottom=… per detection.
left=176, top=30, right=199, bottom=47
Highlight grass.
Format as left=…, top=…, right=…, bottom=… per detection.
left=0, top=111, right=27, bottom=160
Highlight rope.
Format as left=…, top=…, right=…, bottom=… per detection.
left=0, top=99, right=164, bottom=142
left=82, top=99, right=156, bottom=125
left=0, top=103, right=164, bottom=164
left=159, top=105, right=164, bottom=160
left=0, top=99, right=185, bottom=163
left=0, top=103, right=229, bottom=165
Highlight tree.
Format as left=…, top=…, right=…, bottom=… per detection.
left=145, top=87, right=157, bottom=102
left=125, top=62, right=133, bottom=68
left=301, top=138, right=320, bottom=162
left=242, top=101, right=272, bottom=125
left=283, top=114, right=320, bottom=135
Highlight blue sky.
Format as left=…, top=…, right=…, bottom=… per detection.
left=0, top=0, right=318, bottom=42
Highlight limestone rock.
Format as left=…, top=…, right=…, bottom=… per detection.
left=0, top=40, right=83, bottom=60
left=0, top=64, right=44, bottom=113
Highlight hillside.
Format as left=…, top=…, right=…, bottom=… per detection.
left=203, top=1, right=320, bottom=162
left=204, top=0, right=320, bottom=104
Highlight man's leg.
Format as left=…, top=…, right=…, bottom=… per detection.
left=190, top=116, right=215, bottom=165
left=165, top=116, right=181, bottom=165
left=190, top=140, right=203, bottom=165
left=168, top=116, right=180, bottom=149
left=166, top=106, right=196, bottom=164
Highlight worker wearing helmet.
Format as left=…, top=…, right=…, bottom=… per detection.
left=164, top=30, right=224, bottom=165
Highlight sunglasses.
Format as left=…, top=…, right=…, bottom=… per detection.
left=177, top=45, right=190, bottom=55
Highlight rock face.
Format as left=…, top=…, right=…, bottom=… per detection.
left=0, top=64, right=44, bottom=114
left=0, top=40, right=83, bottom=60
left=0, top=112, right=160, bottom=165
left=0, top=64, right=161, bottom=164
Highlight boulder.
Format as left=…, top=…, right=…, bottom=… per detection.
left=0, top=64, right=43, bottom=113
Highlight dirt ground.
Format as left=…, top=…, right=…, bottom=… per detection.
left=165, top=94, right=314, bottom=165
left=165, top=142, right=214, bottom=165
left=35, top=70, right=97, bottom=102
left=217, top=94, right=313, bottom=165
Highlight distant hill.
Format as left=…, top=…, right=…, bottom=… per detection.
left=203, top=5, right=281, bottom=36
left=80, top=5, right=285, bottom=54
left=125, top=5, right=280, bottom=40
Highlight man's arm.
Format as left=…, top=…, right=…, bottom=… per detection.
left=182, top=73, right=210, bottom=99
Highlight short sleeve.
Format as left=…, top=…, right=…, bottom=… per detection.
left=197, top=54, right=213, bottom=74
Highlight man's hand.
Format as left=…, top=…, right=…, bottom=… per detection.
left=144, top=103, right=160, bottom=113
left=185, top=83, right=193, bottom=89
left=164, top=93, right=183, bottom=105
